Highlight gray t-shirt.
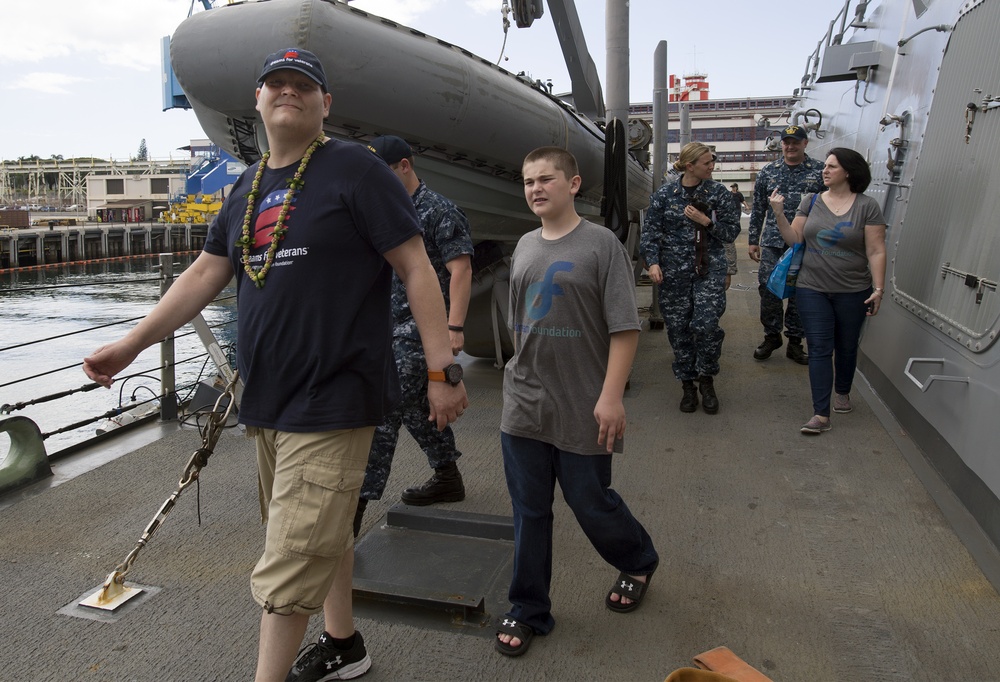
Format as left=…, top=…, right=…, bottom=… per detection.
left=795, top=192, right=886, bottom=293
left=502, top=220, right=640, bottom=455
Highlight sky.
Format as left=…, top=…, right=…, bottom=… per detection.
left=0, top=0, right=836, bottom=162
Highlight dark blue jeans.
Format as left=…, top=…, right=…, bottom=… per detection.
left=795, top=287, right=871, bottom=417
left=500, top=432, right=659, bottom=634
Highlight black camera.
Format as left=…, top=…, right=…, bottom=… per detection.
left=689, top=199, right=711, bottom=215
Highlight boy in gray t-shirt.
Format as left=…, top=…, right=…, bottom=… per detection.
left=494, top=147, right=659, bottom=658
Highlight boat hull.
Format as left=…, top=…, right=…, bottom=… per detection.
left=168, top=0, right=650, bottom=247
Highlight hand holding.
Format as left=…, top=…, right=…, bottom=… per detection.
left=427, top=381, right=469, bottom=430
left=865, top=294, right=882, bottom=316
left=684, top=204, right=710, bottom=227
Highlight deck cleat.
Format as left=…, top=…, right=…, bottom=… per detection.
left=79, top=571, right=145, bottom=611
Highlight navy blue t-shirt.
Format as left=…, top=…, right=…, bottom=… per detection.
left=203, top=140, right=421, bottom=431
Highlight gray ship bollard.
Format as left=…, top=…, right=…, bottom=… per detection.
left=0, top=416, right=52, bottom=494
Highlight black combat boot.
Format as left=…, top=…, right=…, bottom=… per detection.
left=353, top=498, right=368, bottom=538
left=400, top=461, right=465, bottom=505
left=786, top=337, right=808, bottom=365
left=753, top=335, right=783, bottom=360
left=699, top=375, right=719, bottom=414
left=680, top=380, right=699, bottom=413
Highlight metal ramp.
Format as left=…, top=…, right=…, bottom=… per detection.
left=352, top=504, right=514, bottom=631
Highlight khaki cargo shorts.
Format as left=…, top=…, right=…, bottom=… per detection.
left=248, top=426, right=375, bottom=615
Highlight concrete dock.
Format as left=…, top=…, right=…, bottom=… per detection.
left=3, top=234, right=1000, bottom=681
left=1, top=220, right=208, bottom=269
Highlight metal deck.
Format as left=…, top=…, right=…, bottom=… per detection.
left=2, top=231, right=1000, bottom=681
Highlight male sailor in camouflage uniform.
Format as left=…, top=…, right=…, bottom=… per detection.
left=747, top=125, right=824, bottom=364
left=356, top=136, right=474, bottom=534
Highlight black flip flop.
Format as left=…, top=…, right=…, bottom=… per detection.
left=605, top=570, right=653, bottom=613
left=494, top=617, right=535, bottom=657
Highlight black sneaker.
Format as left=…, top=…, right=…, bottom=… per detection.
left=286, top=631, right=372, bottom=681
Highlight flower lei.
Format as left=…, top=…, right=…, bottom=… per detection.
left=235, top=134, right=326, bottom=288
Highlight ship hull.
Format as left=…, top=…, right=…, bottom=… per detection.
left=798, top=0, right=1000, bottom=552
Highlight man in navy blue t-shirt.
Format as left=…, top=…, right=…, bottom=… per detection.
left=84, top=47, right=467, bottom=682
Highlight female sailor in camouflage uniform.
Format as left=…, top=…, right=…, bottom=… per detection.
left=640, top=142, right=741, bottom=414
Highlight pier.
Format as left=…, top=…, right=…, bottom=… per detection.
left=2, top=230, right=999, bottom=680
left=0, top=221, right=209, bottom=269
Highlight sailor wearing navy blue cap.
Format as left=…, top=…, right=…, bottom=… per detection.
left=358, top=134, right=474, bottom=523
left=747, top=123, right=824, bottom=364
left=367, top=135, right=412, bottom=166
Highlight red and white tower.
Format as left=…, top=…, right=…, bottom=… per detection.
left=669, top=73, right=710, bottom=102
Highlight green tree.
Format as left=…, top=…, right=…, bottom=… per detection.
left=135, top=139, right=149, bottom=161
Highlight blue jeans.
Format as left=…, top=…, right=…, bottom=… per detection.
left=500, top=432, right=659, bottom=634
left=795, top=287, right=871, bottom=417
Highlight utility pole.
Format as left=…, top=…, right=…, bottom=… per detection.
left=605, top=0, right=629, bottom=125
left=647, top=40, right=668, bottom=330
left=652, top=41, right=668, bottom=192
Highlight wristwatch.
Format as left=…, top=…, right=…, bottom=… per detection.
left=428, top=363, right=463, bottom=386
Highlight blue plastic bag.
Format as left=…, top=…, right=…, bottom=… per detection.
left=766, top=192, right=817, bottom=299
left=766, top=241, right=804, bottom=299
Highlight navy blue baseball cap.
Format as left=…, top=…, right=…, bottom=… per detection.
left=367, top=135, right=413, bottom=165
left=257, top=48, right=328, bottom=92
left=780, top=125, right=809, bottom=141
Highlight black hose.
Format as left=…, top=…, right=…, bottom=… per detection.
left=602, top=118, right=629, bottom=243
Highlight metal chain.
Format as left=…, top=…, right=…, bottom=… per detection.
left=102, top=370, right=240, bottom=588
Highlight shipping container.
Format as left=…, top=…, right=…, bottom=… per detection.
left=0, top=210, right=30, bottom=229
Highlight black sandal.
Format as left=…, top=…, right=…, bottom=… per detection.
left=494, top=617, right=535, bottom=657
left=605, top=570, right=653, bottom=613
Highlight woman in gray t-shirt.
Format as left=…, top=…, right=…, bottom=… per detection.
left=767, top=147, right=887, bottom=435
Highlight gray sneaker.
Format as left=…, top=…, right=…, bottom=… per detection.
left=286, top=631, right=371, bottom=681
left=800, top=416, right=832, bottom=434
left=833, top=394, right=853, bottom=413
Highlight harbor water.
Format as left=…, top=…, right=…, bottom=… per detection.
left=0, top=254, right=237, bottom=455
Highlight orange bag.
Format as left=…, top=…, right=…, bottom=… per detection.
left=664, top=646, right=773, bottom=682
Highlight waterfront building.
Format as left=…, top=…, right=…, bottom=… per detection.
left=86, top=173, right=186, bottom=224
left=0, top=139, right=238, bottom=217
left=629, top=73, right=795, bottom=194
left=0, top=155, right=190, bottom=212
